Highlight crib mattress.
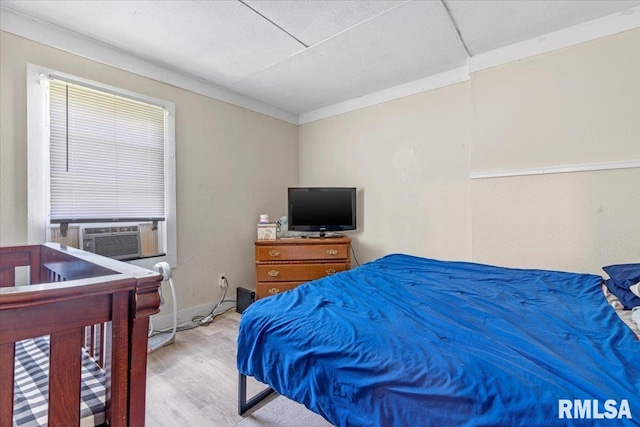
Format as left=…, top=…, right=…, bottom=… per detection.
left=13, top=336, right=106, bottom=427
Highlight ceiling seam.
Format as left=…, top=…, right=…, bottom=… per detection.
left=438, top=0, right=471, bottom=58
left=238, top=0, right=308, bottom=48
left=226, top=0, right=413, bottom=88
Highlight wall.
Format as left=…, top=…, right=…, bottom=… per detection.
left=298, top=82, right=472, bottom=263
left=0, top=31, right=298, bottom=322
left=299, top=28, right=640, bottom=274
left=470, top=29, right=640, bottom=274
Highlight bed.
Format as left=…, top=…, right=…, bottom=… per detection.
left=237, top=254, right=640, bottom=426
left=0, top=243, right=162, bottom=427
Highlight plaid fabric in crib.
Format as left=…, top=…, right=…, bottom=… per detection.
left=13, top=336, right=106, bottom=427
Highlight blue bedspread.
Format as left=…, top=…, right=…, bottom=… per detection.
left=237, top=254, right=640, bottom=426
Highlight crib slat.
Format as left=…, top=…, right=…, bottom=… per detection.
left=49, top=329, right=82, bottom=426
left=0, top=343, right=15, bottom=427
left=99, top=323, right=106, bottom=366
left=29, top=249, right=40, bottom=285
left=107, top=291, right=130, bottom=427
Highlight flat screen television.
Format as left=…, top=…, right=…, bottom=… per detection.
left=288, top=187, right=356, bottom=237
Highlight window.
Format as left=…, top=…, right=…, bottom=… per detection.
left=28, top=64, right=176, bottom=268
left=49, top=79, right=166, bottom=223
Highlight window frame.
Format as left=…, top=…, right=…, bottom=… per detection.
left=27, top=63, right=177, bottom=268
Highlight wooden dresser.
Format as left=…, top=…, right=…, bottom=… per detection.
left=254, top=237, right=351, bottom=299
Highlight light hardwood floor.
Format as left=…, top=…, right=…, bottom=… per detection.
left=145, top=311, right=274, bottom=426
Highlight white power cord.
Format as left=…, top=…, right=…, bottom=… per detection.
left=148, top=262, right=178, bottom=353
left=198, top=277, right=229, bottom=325
left=147, top=269, right=235, bottom=337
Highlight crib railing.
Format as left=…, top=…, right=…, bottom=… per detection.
left=0, top=243, right=162, bottom=426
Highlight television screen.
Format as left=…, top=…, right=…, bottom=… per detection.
left=288, top=187, right=356, bottom=236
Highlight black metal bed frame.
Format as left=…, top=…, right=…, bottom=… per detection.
left=238, top=372, right=275, bottom=415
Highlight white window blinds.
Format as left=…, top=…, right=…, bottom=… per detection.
left=49, top=79, right=166, bottom=223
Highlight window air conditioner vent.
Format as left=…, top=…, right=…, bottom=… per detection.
left=81, top=226, right=141, bottom=260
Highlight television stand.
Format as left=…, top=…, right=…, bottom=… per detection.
left=302, top=232, right=343, bottom=239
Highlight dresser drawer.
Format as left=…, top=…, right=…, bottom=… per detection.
left=254, top=237, right=351, bottom=301
left=256, top=281, right=303, bottom=299
left=256, top=263, right=347, bottom=282
left=256, top=244, right=348, bottom=261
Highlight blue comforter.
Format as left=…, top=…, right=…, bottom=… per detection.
left=237, top=254, right=640, bottom=426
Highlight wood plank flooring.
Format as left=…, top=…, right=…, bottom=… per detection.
left=145, top=311, right=275, bottom=426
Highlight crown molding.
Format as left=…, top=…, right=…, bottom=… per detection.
left=298, top=65, right=470, bottom=125
left=2, top=5, right=639, bottom=126
left=470, top=5, right=640, bottom=73
left=299, top=6, right=640, bottom=124
left=0, top=7, right=298, bottom=125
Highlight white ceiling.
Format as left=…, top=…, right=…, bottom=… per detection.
left=2, top=0, right=639, bottom=117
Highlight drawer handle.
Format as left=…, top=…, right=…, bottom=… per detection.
left=268, top=270, right=280, bottom=277
left=326, top=249, right=338, bottom=255
left=326, top=268, right=337, bottom=275
left=269, top=287, right=280, bottom=295
left=269, top=250, right=280, bottom=257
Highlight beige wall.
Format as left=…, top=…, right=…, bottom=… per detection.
left=471, top=29, right=640, bottom=172
left=299, top=29, right=640, bottom=274
left=471, top=29, right=640, bottom=274
left=472, top=169, right=640, bottom=274
left=0, top=32, right=298, bottom=318
left=299, top=83, right=472, bottom=263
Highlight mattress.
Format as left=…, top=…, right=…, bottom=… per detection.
left=13, top=336, right=106, bottom=427
left=238, top=254, right=640, bottom=426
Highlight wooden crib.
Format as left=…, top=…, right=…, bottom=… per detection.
left=0, top=243, right=162, bottom=427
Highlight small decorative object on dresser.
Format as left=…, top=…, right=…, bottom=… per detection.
left=257, top=223, right=278, bottom=240
left=254, top=237, right=351, bottom=299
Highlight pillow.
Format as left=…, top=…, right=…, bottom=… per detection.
left=603, top=263, right=640, bottom=287
left=603, top=263, right=640, bottom=310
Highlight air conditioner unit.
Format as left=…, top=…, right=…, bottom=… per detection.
left=81, top=226, right=141, bottom=260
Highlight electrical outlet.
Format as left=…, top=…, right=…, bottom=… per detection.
left=218, top=273, right=226, bottom=288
